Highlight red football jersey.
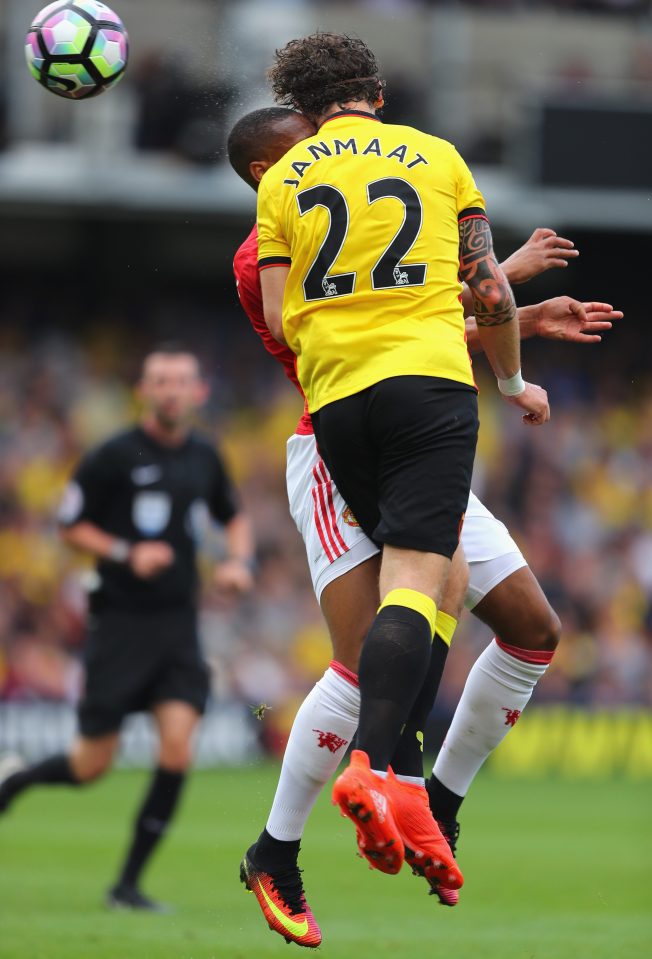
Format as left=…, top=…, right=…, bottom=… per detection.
left=233, top=225, right=313, bottom=435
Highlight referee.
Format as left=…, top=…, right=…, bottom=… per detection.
left=0, top=343, right=254, bottom=911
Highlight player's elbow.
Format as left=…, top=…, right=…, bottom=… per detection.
left=59, top=524, right=80, bottom=546
left=59, top=522, right=91, bottom=553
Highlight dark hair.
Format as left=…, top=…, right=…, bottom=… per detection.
left=227, top=106, right=299, bottom=188
left=142, top=341, right=203, bottom=375
left=146, top=340, right=196, bottom=359
left=268, top=33, right=384, bottom=119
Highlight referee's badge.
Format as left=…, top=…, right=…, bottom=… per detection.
left=132, top=491, right=171, bottom=536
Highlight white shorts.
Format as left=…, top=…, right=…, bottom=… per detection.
left=461, top=491, right=527, bottom=610
left=286, top=433, right=526, bottom=608
left=286, top=432, right=379, bottom=602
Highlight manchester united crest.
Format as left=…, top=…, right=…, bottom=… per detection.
left=342, top=506, right=360, bottom=528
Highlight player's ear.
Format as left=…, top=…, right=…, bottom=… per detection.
left=250, top=160, right=270, bottom=185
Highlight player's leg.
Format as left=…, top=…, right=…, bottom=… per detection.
left=0, top=733, right=118, bottom=813
left=377, top=549, right=469, bottom=894
left=428, top=563, right=559, bottom=822
left=0, top=609, right=129, bottom=814
left=260, top=552, right=379, bottom=850
left=263, top=543, right=458, bottom=851
left=242, top=435, right=380, bottom=947
left=254, top=435, right=379, bottom=857
left=108, top=608, right=209, bottom=911
left=424, top=503, right=560, bottom=902
left=108, top=699, right=200, bottom=912
left=317, top=377, right=477, bottom=883
left=389, top=546, right=469, bottom=780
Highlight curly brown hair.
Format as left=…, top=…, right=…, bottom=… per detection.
left=268, top=33, right=385, bottom=119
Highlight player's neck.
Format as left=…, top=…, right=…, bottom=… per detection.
left=141, top=415, right=190, bottom=448
left=317, top=100, right=377, bottom=126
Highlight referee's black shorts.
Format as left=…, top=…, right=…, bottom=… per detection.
left=311, top=375, right=479, bottom=559
left=78, top=606, right=210, bottom=738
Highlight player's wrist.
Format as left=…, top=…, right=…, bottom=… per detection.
left=499, top=254, right=516, bottom=284
left=107, top=538, right=132, bottom=564
left=519, top=304, right=540, bottom=340
left=497, top=370, right=526, bottom=397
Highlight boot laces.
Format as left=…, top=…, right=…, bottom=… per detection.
left=270, top=864, right=307, bottom=917
left=437, top=819, right=460, bottom=857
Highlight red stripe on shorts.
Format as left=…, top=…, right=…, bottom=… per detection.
left=313, top=466, right=343, bottom=561
left=311, top=487, right=335, bottom=563
left=317, top=459, right=349, bottom=555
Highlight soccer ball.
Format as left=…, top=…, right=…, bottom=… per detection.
left=25, top=1, right=129, bottom=100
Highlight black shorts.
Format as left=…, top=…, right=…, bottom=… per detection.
left=311, top=376, right=478, bottom=558
left=78, top=606, right=210, bottom=738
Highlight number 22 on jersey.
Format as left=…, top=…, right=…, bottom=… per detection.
left=297, top=177, right=427, bottom=302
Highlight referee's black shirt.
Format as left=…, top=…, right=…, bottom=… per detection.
left=58, top=426, right=239, bottom=612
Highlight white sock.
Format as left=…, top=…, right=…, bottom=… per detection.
left=266, top=664, right=360, bottom=841
left=394, top=773, right=425, bottom=787
left=433, top=639, right=551, bottom=797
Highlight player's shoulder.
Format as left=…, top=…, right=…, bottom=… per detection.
left=384, top=122, right=458, bottom=155
left=234, top=223, right=258, bottom=267
left=187, top=430, right=224, bottom=465
left=90, top=426, right=141, bottom=459
left=74, top=426, right=141, bottom=480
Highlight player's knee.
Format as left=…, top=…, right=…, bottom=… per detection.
left=73, top=752, right=113, bottom=783
left=534, top=606, right=562, bottom=652
left=158, top=739, right=192, bottom=771
left=331, top=632, right=364, bottom=674
left=440, top=548, right=469, bottom=621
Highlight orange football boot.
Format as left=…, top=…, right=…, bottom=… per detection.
left=331, top=749, right=404, bottom=875
left=240, top=846, right=322, bottom=948
left=432, top=820, right=461, bottom=905
left=384, top=768, right=463, bottom=892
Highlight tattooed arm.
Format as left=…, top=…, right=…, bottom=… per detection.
left=459, top=215, right=520, bottom=377
left=459, top=215, right=550, bottom=425
left=460, top=227, right=579, bottom=317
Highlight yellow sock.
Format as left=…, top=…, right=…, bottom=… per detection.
left=379, top=588, right=437, bottom=640
left=435, top=611, right=458, bottom=648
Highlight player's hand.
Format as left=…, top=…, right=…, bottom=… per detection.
left=213, top=559, right=255, bottom=595
left=504, top=382, right=550, bottom=426
left=129, top=541, right=175, bottom=579
left=502, top=228, right=578, bottom=284
left=536, top=297, right=623, bottom=344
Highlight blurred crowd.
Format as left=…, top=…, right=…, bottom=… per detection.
left=1, top=313, right=650, bottom=750
left=2, top=0, right=652, bottom=171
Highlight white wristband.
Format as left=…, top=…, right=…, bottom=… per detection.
left=108, top=538, right=132, bottom=563
left=497, top=370, right=526, bottom=396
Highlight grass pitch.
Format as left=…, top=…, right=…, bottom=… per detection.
left=0, top=764, right=649, bottom=959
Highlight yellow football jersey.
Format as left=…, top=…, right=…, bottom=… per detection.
left=257, top=111, right=486, bottom=413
